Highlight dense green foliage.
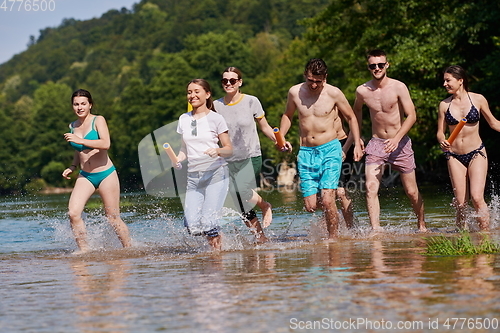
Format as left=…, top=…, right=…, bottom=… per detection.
left=302, top=0, right=500, bottom=178
left=0, top=0, right=499, bottom=194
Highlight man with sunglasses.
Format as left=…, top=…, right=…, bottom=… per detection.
left=353, top=49, right=427, bottom=232
left=280, top=58, right=363, bottom=240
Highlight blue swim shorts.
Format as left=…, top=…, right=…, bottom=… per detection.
left=297, top=139, right=342, bottom=197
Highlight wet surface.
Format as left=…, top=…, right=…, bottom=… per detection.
left=1, top=188, right=499, bottom=332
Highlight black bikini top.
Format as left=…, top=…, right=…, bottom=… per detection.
left=445, top=93, right=480, bottom=125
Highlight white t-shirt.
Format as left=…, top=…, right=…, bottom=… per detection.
left=177, top=111, right=229, bottom=172
left=214, top=94, right=264, bottom=162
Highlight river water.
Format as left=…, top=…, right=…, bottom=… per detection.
left=1, top=186, right=500, bottom=332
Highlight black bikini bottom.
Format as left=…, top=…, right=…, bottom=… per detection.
left=444, top=143, right=486, bottom=167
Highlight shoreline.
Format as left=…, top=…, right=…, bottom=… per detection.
left=40, top=187, right=73, bottom=195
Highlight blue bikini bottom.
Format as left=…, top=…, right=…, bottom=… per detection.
left=80, top=165, right=116, bottom=188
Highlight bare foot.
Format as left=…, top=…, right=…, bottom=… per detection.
left=261, top=202, right=273, bottom=228
left=255, top=232, right=268, bottom=244
left=478, top=221, right=490, bottom=231
left=456, top=220, right=468, bottom=231
left=72, top=248, right=90, bottom=255
left=207, top=235, right=222, bottom=251
left=322, top=236, right=337, bottom=244
left=368, top=227, right=384, bottom=238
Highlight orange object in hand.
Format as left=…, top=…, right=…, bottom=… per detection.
left=273, top=127, right=286, bottom=149
left=447, top=118, right=467, bottom=144
left=163, top=143, right=178, bottom=164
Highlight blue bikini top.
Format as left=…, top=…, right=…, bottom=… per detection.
left=445, top=94, right=480, bottom=125
left=69, top=117, right=99, bottom=151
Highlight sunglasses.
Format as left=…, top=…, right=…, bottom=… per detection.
left=191, top=119, right=197, bottom=136
left=221, top=78, right=239, bottom=85
left=368, top=62, right=387, bottom=70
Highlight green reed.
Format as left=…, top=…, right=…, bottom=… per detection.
left=425, top=231, right=500, bottom=256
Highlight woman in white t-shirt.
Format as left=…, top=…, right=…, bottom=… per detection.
left=174, top=79, right=232, bottom=250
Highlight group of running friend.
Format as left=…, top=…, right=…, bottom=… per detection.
left=63, top=49, right=500, bottom=252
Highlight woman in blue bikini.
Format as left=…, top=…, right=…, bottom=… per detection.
left=437, top=65, right=500, bottom=230
left=62, top=89, right=131, bottom=253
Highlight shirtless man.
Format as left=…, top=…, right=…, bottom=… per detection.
left=280, top=58, right=363, bottom=239
left=353, top=49, right=427, bottom=232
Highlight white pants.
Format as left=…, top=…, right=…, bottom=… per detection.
left=183, top=165, right=229, bottom=236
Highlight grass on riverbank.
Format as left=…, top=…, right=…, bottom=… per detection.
left=425, top=231, right=500, bottom=256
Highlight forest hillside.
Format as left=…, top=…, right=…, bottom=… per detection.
left=0, top=0, right=499, bottom=194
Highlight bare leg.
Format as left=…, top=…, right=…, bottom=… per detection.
left=304, top=194, right=318, bottom=213
left=365, top=163, right=384, bottom=231
left=468, top=154, right=490, bottom=230
left=321, top=189, right=339, bottom=239
left=252, top=191, right=273, bottom=228
left=448, top=158, right=470, bottom=230
left=99, top=171, right=132, bottom=248
left=336, top=186, right=354, bottom=229
left=241, top=191, right=271, bottom=243
left=251, top=190, right=272, bottom=235
left=68, top=177, right=96, bottom=253
left=246, top=217, right=268, bottom=243
left=474, top=203, right=490, bottom=231
left=453, top=198, right=469, bottom=230
left=399, top=171, right=426, bottom=232
left=304, top=192, right=338, bottom=239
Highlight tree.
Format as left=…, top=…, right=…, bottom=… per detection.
left=110, top=53, right=196, bottom=189
left=0, top=108, right=26, bottom=193
left=28, top=82, right=74, bottom=181
left=302, top=0, right=500, bottom=177
left=181, top=30, right=252, bottom=95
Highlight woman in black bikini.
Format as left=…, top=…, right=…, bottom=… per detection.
left=437, top=65, right=500, bottom=231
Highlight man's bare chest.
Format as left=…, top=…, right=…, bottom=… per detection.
left=363, top=90, right=399, bottom=113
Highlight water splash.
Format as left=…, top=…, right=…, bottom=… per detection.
left=488, top=194, right=500, bottom=229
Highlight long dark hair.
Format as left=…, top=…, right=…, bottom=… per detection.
left=187, top=79, right=215, bottom=111
left=444, top=65, right=469, bottom=92
left=71, top=89, right=93, bottom=105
